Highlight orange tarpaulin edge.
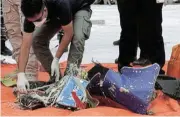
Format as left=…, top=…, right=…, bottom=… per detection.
left=1, top=62, right=180, bottom=116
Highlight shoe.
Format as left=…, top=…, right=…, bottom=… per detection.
left=113, top=39, right=120, bottom=46
left=115, top=58, right=118, bottom=64
left=1, top=40, right=12, bottom=56
left=1, top=46, right=12, bottom=56
left=132, top=58, right=152, bottom=66
left=133, top=58, right=165, bottom=74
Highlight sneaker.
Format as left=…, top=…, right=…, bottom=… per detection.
left=113, top=39, right=120, bottom=46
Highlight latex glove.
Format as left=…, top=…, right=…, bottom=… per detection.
left=51, top=57, right=60, bottom=82
left=17, top=72, right=30, bottom=93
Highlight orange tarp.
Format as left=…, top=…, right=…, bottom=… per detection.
left=1, top=62, right=180, bottom=116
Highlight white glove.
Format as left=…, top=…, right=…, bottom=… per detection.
left=51, top=57, right=60, bottom=82
left=17, top=72, right=30, bottom=93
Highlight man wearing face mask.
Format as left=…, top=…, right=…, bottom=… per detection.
left=18, top=0, right=94, bottom=92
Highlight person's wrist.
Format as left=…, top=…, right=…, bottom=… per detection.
left=54, top=57, right=60, bottom=61
left=17, top=72, right=26, bottom=78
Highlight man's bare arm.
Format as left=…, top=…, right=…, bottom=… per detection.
left=18, top=32, right=33, bottom=72
left=55, top=21, right=73, bottom=59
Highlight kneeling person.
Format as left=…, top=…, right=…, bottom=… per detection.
left=17, top=0, right=94, bottom=92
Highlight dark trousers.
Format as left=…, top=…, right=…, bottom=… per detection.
left=1, top=2, right=6, bottom=41
left=117, top=0, right=165, bottom=68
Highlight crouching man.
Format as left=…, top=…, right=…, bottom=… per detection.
left=17, top=0, right=94, bottom=92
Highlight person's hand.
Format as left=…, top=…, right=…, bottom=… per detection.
left=51, top=57, right=60, bottom=82
left=17, top=72, right=29, bottom=93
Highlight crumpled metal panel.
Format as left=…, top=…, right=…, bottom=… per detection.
left=87, top=63, right=160, bottom=114
left=56, top=76, right=89, bottom=108
left=103, top=63, right=160, bottom=114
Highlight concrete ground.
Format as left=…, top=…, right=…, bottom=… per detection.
left=1, top=4, right=180, bottom=64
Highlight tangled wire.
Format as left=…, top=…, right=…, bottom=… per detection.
left=13, top=64, right=97, bottom=110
